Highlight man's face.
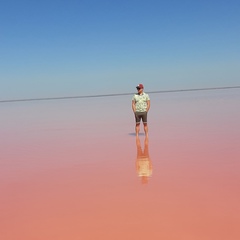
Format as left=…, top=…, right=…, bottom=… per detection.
left=136, top=87, right=143, bottom=93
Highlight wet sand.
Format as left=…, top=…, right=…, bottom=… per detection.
left=1, top=89, right=240, bottom=240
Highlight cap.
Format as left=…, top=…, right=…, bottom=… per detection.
left=136, top=84, right=144, bottom=89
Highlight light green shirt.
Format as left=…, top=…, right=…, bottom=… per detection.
left=132, top=92, right=150, bottom=112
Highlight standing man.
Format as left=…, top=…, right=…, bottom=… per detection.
left=132, top=84, right=150, bottom=137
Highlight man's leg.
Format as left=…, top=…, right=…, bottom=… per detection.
left=143, top=123, right=148, bottom=137
left=143, top=112, right=148, bottom=136
left=134, top=112, right=141, bottom=136
left=135, top=123, right=140, bottom=136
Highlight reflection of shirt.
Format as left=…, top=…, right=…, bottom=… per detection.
left=137, top=158, right=152, bottom=177
left=132, top=92, right=150, bottom=112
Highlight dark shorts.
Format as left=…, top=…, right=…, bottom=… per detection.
left=135, top=112, right=148, bottom=124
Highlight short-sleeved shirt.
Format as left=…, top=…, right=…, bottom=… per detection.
left=132, top=92, right=150, bottom=112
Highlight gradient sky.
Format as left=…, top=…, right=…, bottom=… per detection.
left=1, top=0, right=240, bottom=99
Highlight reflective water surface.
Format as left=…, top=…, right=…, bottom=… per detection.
left=1, top=90, right=240, bottom=240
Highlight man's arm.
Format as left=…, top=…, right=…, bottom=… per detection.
left=146, top=100, right=150, bottom=112
left=132, top=100, right=136, bottom=112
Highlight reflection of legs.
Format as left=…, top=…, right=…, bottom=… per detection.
left=143, top=136, right=149, bottom=156
left=136, top=135, right=142, bottom=157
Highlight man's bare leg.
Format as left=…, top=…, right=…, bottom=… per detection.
left=143, top=123, right=148, bottom=137
left=135, top=123, right=140, bottom=136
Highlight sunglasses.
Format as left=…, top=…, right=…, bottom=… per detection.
left=136, top=87, right=141, bottom=90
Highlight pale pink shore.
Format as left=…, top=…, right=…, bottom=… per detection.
left=1, top=89, right=240, bottom=240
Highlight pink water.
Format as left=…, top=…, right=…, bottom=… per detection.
left=1, top=90, right=240, bottom=240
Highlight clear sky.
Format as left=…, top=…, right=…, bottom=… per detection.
left=1, top=0, right=240, bottom=99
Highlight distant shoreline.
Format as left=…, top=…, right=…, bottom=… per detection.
left=1, top=86, right=240, bottom=103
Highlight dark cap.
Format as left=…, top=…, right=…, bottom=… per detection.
left=136, top=84, right=144, bottom=89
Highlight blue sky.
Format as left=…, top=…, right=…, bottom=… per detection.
left=1, top=0, right=240, bottom=99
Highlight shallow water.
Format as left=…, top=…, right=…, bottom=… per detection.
left=1, top=89, right=240, bottom=240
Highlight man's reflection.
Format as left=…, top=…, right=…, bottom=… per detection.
left=136, top=136, right=153, bottom=184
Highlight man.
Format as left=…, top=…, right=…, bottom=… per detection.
left=132, top=84, right=150, bottom=136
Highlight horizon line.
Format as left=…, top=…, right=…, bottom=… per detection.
left=1, top=85, right=240, bottom=103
